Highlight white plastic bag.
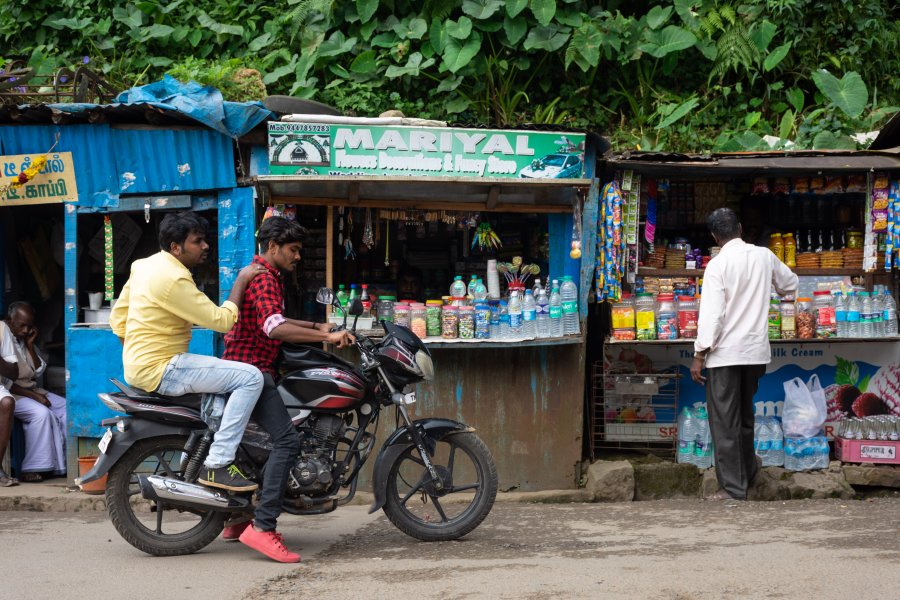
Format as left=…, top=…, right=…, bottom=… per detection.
left=782, top=375, right=827, bottom=438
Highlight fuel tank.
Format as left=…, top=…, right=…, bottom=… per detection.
left=278, top=345, right=368, bottom=411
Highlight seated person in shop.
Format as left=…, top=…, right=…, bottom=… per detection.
left=109, top=211, right=266, bottom=493
left=397, top=266, right=424, bottom=302
left=0, top=302, right=67, bottom=482
left=0, top=328, right=18, bottom=486
left=221, top=216, right=353, bottom=563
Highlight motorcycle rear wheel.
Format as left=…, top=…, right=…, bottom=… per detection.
left=106, top=435, right=227, bottom=556
left=382, top=431, right=497, bottom=541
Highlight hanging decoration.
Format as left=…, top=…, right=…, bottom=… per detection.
left=384, top=219, right=390, bottom=266
left=262, top=203, right=297, bottom=221
left=471, top=222, right=502, bottom=252
left=645, top=179, right=657, bottom=249
left=362, top=208, right=375, bottom=250
left=104, top=215, right=115, bottom=301
left=343, top=208, right=356, bottom=260
left=596, top=180, right=626, bottom=302
left=0, top=133, right=60, bottom=197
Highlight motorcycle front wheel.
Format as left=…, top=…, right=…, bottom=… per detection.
left=106, top=435, right=227, bottom=556
left=382, top=431, right=497, bottom=541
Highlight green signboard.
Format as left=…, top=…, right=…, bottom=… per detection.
left=267, top=122, right=586, bottom=180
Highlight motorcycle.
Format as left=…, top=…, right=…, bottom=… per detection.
left=78, top=289, right=498, bottom=556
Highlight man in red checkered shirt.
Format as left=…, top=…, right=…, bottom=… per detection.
left=222, top=216, right=353, bottom=562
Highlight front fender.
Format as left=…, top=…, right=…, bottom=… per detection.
left=76, top=419, right=195, bottom=486
left=368, top=418, right=473, bottom=514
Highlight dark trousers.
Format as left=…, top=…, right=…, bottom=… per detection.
left=251, top=374, right=300, bottom=530
left=706, top=364, right=765, bottom=500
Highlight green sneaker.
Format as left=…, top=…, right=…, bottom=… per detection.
left=197, top=464, right=258, bottom=492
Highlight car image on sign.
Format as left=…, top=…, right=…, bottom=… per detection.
left=518, top=152, right=583, bottom=179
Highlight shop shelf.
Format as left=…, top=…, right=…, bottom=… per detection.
left=604, top=337, right=900, bottom=345
left=637, top=267, right=870, bottom=277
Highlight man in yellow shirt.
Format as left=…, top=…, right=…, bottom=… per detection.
left=110, top=211, right=265, bottom=492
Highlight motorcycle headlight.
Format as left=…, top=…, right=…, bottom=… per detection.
left=415, top=350, right=434, bottom=381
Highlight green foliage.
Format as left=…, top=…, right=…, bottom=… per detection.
left=1, top=0, right=898, bottom=152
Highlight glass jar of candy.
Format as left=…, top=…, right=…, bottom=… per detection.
left=474, top=303, right=491, bottom=339
left=611, top=294, right=636, bottom=340
left=458, top=306, right=475, bottom=339
left=441, top=305, right=459, bottom=339
left=393, top=302, right=410, bottom=328
left=377, top=296, right=395, bottom=323
left=425, top=300, right=442, bottom=337
left=677, top=295, right=699, bottom=339
left=410, top=304, right=427, bottom=339
left=656, top=294, right=678, bottom=340
left=635, top=293, right=657, bottom=340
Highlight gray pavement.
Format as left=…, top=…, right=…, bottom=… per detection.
left=1, top=497, right=898, bottom=600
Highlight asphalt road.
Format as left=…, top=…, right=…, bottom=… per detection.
left=2, top=498, right=898, bottom=600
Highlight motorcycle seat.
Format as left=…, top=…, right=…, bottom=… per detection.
left=110, top=378, right=203, bottom=409
left=280, top=343, right=356, bottom=372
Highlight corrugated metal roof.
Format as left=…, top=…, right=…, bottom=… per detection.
left=110, top=127, right=235, bottom=194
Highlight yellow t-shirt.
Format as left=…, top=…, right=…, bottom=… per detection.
left=109, top=251, right=238, bottom=392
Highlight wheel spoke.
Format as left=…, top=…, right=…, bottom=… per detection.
left=154, top=452, right=177, bottom=476
left=449, top=482, right=481, bottom=493
left=399, top=480, right=426, bottom=506
left=447, top=445, right=456, bottom=476
left=428, top=495, right=449, bottom=522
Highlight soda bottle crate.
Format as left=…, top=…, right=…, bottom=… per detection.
left=835, top=438, right=900, bottom=465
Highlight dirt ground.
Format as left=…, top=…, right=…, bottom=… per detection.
left=244, top=498, right=900, bottom=600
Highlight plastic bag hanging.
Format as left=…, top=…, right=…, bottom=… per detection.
left=104, top=215, right=115, bottom=301
left=570, top=193, right=583, bottom=259
left=362, top=208, right=375, bottom=250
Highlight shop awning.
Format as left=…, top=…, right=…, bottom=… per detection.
left=254, top=174, right=592, bottom=213
left=604, top=149, right=900, bottom=176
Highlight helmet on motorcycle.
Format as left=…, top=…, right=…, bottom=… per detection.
left=376, top=321, right=434, bottom=385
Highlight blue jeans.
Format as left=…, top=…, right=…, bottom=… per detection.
left=156, top=353, right=264, bottom=469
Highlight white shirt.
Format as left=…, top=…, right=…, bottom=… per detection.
left=695, top=238, right=798, bottom=368
left=0, top=321, right=17, bottom=389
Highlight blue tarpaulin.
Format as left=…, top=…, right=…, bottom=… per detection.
left=50, top=75, right=272, bottom=138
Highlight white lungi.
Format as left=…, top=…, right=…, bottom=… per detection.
left=12, top=392, right=67, bottom=474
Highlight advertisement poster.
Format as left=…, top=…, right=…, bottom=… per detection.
left=1, top=152, right=78, bottom=206
left=603, top=341, right=900, bottom=440
left=268, top=122, right=586, bottom=180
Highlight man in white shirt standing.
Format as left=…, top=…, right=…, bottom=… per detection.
left=690, top=208, right=798, bottom=500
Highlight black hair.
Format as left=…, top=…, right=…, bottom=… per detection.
left=7, top=301, right=33, bottom=320
left=257, top=217, right=307, bottom=253
left=158, top=211, right=210, bottom=251
left=706, top=208, right=741, bottom=241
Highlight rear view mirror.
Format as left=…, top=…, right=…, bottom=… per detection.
left=348, top=299, right=364, bottom=316
left=316, top=287, right=334, bottom=305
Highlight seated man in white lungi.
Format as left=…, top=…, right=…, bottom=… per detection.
left=1, top=302, right=66, bottom=481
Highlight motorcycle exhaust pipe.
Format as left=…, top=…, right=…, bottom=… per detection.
left=138, top=475, right=253, bottom=513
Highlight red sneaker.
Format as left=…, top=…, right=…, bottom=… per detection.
left=239, top=526, right=301, bottom=563
left=222, top=520, right=251, bottom=541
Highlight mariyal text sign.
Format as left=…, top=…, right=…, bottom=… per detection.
left=1, top=152, right=78, bottom=206
left=268, top=123, right=585, bottom=180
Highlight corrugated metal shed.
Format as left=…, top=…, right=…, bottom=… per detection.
left=0, top=123, right=236, bottom=204
left=110, top=127, right=235, bottom=194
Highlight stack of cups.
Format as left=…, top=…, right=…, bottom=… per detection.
left=486, top=259, right=501, bottom=299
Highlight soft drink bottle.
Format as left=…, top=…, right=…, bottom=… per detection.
left=335, top=284, right=348, bottom=317
left=360, top=284, right=371, bottom=318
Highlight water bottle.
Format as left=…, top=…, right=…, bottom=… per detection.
left=473, top=278, right=488, bottom=302
left=489, top=300, right=501, bottom=339
left=677, top=407, right=696, bottom=465
left=450, top=275, right=467, bottom=299
left=508, top=291, right=523, bottom=336
left=522, top=290, right=537, bottom=338
left=560, top=275, right=580, bottom=336
left=498, top=300, right=510, bottom=339
left=834, top=292, right=846, bottom=337
left=536, top=289, right=550, bottom=338
left=847, top=292, right=861, bottom=338
left=755, top=417, right=770, bottom=464
left=884, top=292, right=898, bottom=336
left=466, top=274, right=478, bottom=304
left=532, top=278, right=542, bottom=297
left=693, top=407, right=713, bottom=468
left=769, top=417, right=784, bottom=467
left=860, top=292, right=874, bottom=338
left=549, top=280, right=563, bottom=338
left=872, top=291, right=885, bottom=337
